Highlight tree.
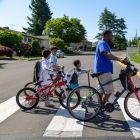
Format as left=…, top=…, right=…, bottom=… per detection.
left=112, top=36, right=127, bottom=50
left=95, top=8, right=127, bottom=39
left=50, top=38, right=65, bottom=50
left=45, top=15, right=86, bottom=45
left=0, top=30, right=23, bottom=48
left=31, top=40, right=41, bottom=56
left=23, top=0, right=53, bottom=35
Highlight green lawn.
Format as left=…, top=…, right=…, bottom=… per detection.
left=129, top=52, right=140, bottom=64
left=14, top=56, right=42, bottom=61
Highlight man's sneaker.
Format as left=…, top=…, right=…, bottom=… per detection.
left=97, top=112, right=111, bottom=119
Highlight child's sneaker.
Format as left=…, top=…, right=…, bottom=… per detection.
left=45, top=96, right=53, bottom=107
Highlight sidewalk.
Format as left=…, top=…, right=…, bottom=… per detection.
left=117, top=53, right=140, bottom=77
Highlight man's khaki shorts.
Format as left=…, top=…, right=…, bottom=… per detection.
left=97, top=73, right=114, bottom=94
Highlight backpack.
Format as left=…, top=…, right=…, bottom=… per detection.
left=33, top=61, right=41, bottom=82
left=69, top=68, right=78, bottom=84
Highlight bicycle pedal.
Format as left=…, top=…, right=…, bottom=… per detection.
left=115, top=104, right=120, bottom=108
left=114, top=91, right=120, bottom=97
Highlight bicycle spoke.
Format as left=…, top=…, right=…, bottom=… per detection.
left=67, top=86, right=101, bottom=121
left=124, top=88, right=140, bottom=122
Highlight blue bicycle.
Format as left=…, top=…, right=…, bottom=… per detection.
left=67, top=61, right=140, bottom=121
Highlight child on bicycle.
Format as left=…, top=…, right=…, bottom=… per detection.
left=49, top=46, right=58, bottom=81
left=39, top=50, right=63, bottom=107
left=69, top=59, right=90, bottom=90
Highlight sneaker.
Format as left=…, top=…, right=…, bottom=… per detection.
left=45, top=102, right=54, bottom=107
left=97, top=112, right=111, bottom=119
left=45, top=96, right=53, bottom=107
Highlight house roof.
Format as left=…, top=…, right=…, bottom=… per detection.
left=35, top=36, right=49, bottom=40
left=82, top=40, right=92, bottom=43
left=0, top=27, right=48, bottom=40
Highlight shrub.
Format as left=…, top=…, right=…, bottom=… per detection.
left=50, top=38, right=65, bottom=50
left=21, top=43, right=31, bottom=57
left=0, top=46, right=14, bottom=57
left=31, top=40, right=41, bottom=56
left=0, top=30, right=23, bottom=48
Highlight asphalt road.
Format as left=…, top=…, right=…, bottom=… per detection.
left=0, top=51, right=140, bottom=140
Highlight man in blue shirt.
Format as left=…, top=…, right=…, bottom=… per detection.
left=94, top=30, right=127, bottom=119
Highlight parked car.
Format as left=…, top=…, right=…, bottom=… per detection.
left=56, top=50, right=64, bottom=58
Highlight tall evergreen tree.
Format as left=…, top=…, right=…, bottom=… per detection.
left=23, top=0, right=52, bottom=35
left=95, top=8, right=127, bottom=39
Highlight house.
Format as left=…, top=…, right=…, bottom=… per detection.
left=0, top=27, right=50, bottom=48
left=69, top=40, right=92, bottom=50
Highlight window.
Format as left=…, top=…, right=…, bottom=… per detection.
left=28, top=38, right=32, bottom=43
left=24, top=37, right=27, bottom=42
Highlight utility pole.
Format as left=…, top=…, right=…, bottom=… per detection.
left=136, top=29, right=137, bottom=47
left=9, top=24, right=15, bottom=29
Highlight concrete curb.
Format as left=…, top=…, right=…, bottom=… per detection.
left=116, top=61, right=140, bottom=77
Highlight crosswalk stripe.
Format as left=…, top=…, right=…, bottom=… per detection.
left=43, top=106, right=85, bottom=137
left=0, top=96, right=20, bottom=123
left=118, top=98, right=140, bottom=139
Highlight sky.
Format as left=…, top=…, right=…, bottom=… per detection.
left=0, top=0, right=140, bottom=42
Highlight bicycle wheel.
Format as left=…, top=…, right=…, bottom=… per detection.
left=59, top=88, right=80, bottom=109
left=67, top=86, right=102, bottom=121
left=24, top=81, right=35, bottom=96
left=124, top=88, right=140, bottom=122
left=24, top=81, right=34, bottom=88
left=16, top=87, right=39, bottom=110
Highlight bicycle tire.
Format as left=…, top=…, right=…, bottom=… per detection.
left=67, top=86, right=102, bottom=121
left=24, top=81, right=34, bottom=96
left=59, top=88, right=80, bottom=109
left=16, top=87, right=39, bottom=110
left=24, top=79, right=52, bottom=89
left=124, top=88, right=140, bottom=122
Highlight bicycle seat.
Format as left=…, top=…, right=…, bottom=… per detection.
left=33, top=81, right=43, bottom=86
left=90, top=72, right=104, bottom=78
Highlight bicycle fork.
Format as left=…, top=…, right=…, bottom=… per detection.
left=128, top=77, right=140, bottom=102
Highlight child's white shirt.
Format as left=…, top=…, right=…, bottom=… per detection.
left=39, top=57, right=53, bottom=86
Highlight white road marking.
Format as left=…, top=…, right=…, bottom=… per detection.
left=0, top=96, right=20, bottom=123
left=118, top=98, right=140, bottom=139
left=43, top=106, right=85, bottom=137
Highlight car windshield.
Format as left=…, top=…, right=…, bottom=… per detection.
left=57, top=50, right=61, bottom=53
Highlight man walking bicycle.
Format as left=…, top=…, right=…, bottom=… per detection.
left=94, top=30, right=127, bottom=119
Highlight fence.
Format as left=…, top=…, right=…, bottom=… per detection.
left=127, top=47, right=138, bottom=56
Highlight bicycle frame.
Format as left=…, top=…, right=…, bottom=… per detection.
left=97, top=76, right=140, bottom=105
left=36, top=77, right=65, bottom=95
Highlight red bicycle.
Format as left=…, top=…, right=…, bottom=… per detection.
left=16, top=70, right=79, bottom=110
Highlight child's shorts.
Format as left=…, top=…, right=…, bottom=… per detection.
left=69, top=83, right=79, bottom=89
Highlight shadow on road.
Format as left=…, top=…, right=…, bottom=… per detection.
left=22, top=105, right=59, bottom=115
left=81, top=118, right=130, bottom=132
left=0, top=63, right=9, bottom=69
